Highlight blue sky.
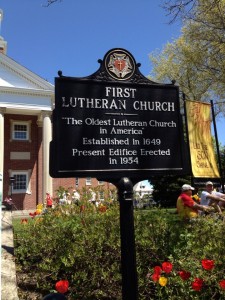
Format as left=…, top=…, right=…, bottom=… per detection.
left=1, top=0, right=180, bottom=80
left=1, top=0, right=225, bottom=146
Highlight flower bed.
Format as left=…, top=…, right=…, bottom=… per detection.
left=13, top=205, right=225, bottom=299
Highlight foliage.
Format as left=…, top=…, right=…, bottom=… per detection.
left=150, top=0, right=225, bottom=191
left=150, top=0, right=225, bottom=119
left=14, top=206, right=225, bottom=299
left=14, top=202, right=121, bottom=299
left=55, top=186, right=72, bottom=199
left=142, top=215, right=225, bottom=299
left=150, top=175, right=191, bottom=207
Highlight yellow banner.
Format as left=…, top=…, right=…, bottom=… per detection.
left=186, top=100, right=220, bottom=178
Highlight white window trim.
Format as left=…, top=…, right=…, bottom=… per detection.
left=86, top=177, right=92, bottom=185
left=9, top=169, right=31, bottom=194
left=99, top=191, right=104, bottom=201
left=10, top=119, right=32, bottom=142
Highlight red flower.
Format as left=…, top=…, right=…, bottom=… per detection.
left=162, top=261, right=173, bottom=273
left=153, top=266, right=162, bottom=275
left=178, top=270, right=191, bottom=281
left=55, top=280, right=69, bottom=294
left=219, top=280, right=225, bottom=290
left=192, top=278, right=204, bottom=291
left=29, top=211, right=37, bottom=218
left=201, top=259, right=215, bottom=271
left=151, top=273, right=160, bottom=282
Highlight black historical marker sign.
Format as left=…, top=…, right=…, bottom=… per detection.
left=50, top=48, right=189, bottom=180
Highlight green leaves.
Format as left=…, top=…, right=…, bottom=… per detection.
left=151, top=0, right=225, bottom=119
left=14, top=206, right=225, bottom=299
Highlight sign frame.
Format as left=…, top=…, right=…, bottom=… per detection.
left=50, top=48, right=190, bottom=180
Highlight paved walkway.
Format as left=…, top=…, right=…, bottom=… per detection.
left=1, top=209, right=33, bottom=300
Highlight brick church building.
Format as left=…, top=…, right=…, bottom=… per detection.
left=0, top=24, right=115, bottom=210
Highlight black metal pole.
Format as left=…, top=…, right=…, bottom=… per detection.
left=210, top=100, right=225, bottom=193
left=182, top=93, right=193, bottom=184
left=116, top=177, right=138, bottom=300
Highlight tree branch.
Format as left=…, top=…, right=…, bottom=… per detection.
left=43, top=0, right=62, bottom=7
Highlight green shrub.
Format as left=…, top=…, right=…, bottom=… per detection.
left=14, top=206, right=225, bottom=299
left=14, top=203, right=121, bottom=299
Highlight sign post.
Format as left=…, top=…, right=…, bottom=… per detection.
left=116, top=177, right=138, bottom=300
left=50, top=48, right=190, bottom=299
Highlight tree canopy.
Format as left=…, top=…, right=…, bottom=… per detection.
left=150, top=0, right=225, bottom=118
left=149, top=0, right=225, bottom=201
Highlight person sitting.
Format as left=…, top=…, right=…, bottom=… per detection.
left=200, top=181, right=225, bottom=214
left=177, top=184, right=212, bottom=221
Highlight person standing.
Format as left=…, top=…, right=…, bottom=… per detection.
left=72, top=189, right=80, bottom=205
left=89, top=189, right=97, bottom=206
left=177, top=184, right=212, bottom=221
left=46, top=192, right=53, bottom=208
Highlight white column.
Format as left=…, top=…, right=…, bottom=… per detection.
left=42, top=111, right=52, bottom=200
left=0, top=108, right=6, bottom=203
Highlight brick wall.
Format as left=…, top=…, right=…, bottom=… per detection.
left=4, top=114, right=39, bottom=209
left=4, top=113, right=117, bottom=210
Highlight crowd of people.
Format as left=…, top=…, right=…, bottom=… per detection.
left=177, top=181, right=225, bottom=221
left=44, top=188, right=101, bottom=208
left=41, top=181, right=225, bottom=220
